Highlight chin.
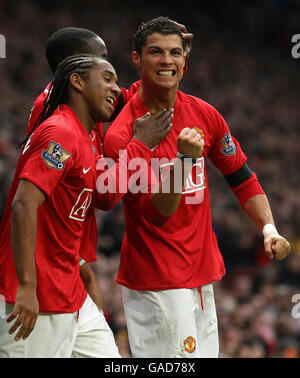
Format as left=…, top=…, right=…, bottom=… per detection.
left=156, top=83, right=178, bottom=92
left=154, top=78, right=179, bottom=89
left=97, top=110, right=113, bottom=123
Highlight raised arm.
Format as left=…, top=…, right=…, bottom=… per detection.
left=150, top=127, right=204, bottom=217
left=94, top=109, right=174, bottom=210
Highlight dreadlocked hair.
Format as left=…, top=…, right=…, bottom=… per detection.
left=17, top=54, right=103, bottom=149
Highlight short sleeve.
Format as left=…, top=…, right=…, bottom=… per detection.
left=20, top=123, right=74, bottom=197
left=207, top=108, right=247, bottom=175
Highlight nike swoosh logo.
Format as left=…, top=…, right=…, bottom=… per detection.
left=83, top=167, right=91, bottom=174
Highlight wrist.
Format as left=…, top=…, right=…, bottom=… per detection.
left=177, top=151, right=197, bottom=164
left=79, top=258, right=86, bottom=266
left=262, top=223, right=278, bottom=237
left=18, top=281, right=37, bottom=293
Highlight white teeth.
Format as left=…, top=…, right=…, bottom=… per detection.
left=157, top=71, right=173, bottom=76
left=106, top=97, right=114, bottom=105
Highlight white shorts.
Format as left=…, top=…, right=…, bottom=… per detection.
left=0, top=294, right=121, bottom=358
left=122, top=283, right=219, bottom=358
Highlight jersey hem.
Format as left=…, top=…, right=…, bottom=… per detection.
left=1, top=290, right=87, bottom=314
left=115, top=269, right=226, bottom=291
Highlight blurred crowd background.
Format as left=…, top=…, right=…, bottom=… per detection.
left=0, top=0, right=300, bottom=358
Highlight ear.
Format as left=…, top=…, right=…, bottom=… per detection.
left=131, top=51, right=142, bottom=69
left=69, top=73, right=85, bottom=93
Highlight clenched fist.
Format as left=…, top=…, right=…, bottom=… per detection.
left=264, top=233, right=291, bottom=261
left=177, top=127, right=204, bottom=159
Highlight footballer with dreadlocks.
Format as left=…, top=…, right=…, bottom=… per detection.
left=0, top=52, right=203, bottom=357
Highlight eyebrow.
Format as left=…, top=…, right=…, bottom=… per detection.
left=103, top=69, right=118, bottom=81
left=147, top=45, right=183, bottom=52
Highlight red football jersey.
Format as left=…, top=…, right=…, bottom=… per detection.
left=121, top=80, right=141, bottom=105
left=25, top=82, right=141, bottom=263
left=0, top=105, right=97, bottom=313
left=104, top=91, right=249, bottom=290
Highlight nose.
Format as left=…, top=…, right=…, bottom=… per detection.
left=112, top=81, right=121, bottom=97
left=160, top=52, right=173, bottom=65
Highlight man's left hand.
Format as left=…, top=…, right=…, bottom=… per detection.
left=264, top=233, right=291, bottom=260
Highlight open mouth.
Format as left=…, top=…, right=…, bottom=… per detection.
left=105, top=96, right=115, bottom=106
left=156, top=70, right=176, bottom=77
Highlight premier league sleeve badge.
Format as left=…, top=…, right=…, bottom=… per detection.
left=220, top=133, right=237, bottom=156
left=41, top=141, right=71, bottom=170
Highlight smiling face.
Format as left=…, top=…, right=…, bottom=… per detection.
left=80, top=59, right=120, bottom=122
left=132, top=33, right=186, bottom=91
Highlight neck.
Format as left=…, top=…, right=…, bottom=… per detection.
left=66, top=100, right=95, bottom=133
left=139, top=82, right=178, bottom=112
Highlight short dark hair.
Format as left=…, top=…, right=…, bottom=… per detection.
left=45, top=27, right=107, bottom=73
left=133, top=16, right=186, bottom=55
